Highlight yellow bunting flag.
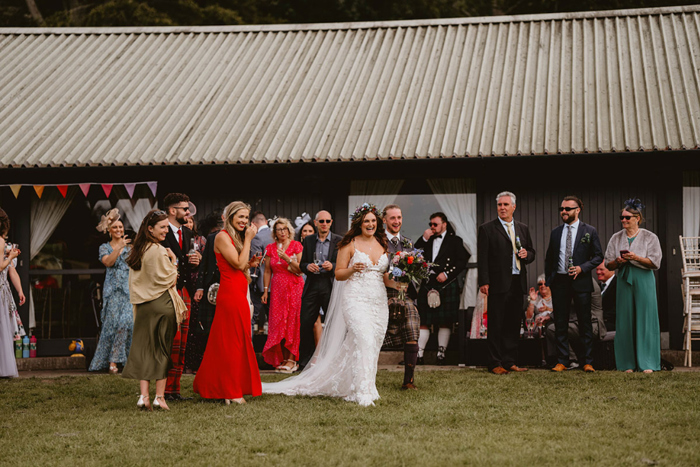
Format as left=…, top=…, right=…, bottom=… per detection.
left=9, top=185, right=21, bottom=198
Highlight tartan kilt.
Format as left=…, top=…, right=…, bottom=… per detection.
left=418, top=280, right=460, bottom=327
left=383, top=288, right=420, bottom=348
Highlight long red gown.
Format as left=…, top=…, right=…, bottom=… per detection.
left=193, top=232, right=261, bottom=399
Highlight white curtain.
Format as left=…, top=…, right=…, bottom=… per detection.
left=683, top=172, right=700, bottom=237
left=28, top=188, right=76, bottom=328
left=116, top=198, right=158, bottom=231
left=348, top=180, right=405, bottom=215
left=427, top=178, right=478, bottom=309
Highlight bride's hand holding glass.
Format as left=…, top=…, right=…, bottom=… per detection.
left=353, top=262, right=366, bottom=273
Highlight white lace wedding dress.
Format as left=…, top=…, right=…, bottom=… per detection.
left=262, top=249, right=389, bottom=406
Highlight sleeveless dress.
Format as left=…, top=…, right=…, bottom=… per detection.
left=262, top=240, right=304, bottom=367
left=263, top=249, right=389, bottom=406
left=0, top=261, right=19, bottom=378
left=193, top=232, right=262, bottom=399
left=89, top=243, right=133, bottom=371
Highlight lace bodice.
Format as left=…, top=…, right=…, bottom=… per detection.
left=262, top=249, right=390, bottom=406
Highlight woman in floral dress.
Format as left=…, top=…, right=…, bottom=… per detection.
left=261, top=218, right=304, bottom=373
left=89, top=209, right=133, bottom=374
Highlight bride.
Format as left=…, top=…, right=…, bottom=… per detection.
left=262, top=203, right=404, bottom=406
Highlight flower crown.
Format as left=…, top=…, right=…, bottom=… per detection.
left=623, top=198, right=645, bottom=212
left=351, top=203, right=379, bottom=222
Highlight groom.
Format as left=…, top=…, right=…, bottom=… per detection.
left=382, top=204, right=420, bottom=390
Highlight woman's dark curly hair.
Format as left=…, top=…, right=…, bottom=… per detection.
left=337, top=209, right=387, bottom=251
left=0, top=208, right=9, bottom=237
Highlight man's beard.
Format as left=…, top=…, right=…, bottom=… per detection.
left=176, top=215, right=188, bottom=226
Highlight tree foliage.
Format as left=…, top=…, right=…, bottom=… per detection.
left=0, top=0, right=697, bottom=28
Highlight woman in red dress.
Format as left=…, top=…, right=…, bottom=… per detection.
left=261, top=218, right=304, bottom=373
left=193, top=201, right=262, bottom=405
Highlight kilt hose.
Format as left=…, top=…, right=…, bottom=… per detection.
left=418, top=280, right=460, bottom=327
left=166, top=288, right=191, bottom=395
left=383, top=288, right=420, bottom=348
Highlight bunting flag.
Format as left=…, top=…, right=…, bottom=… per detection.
left=102, top=184, right=113, bottom=198
left=33, top=186, right=44, bottom=198
left=147, top=181, right=158, bottom=197
left=79, top=184, right=91, bottom=197
left=10, top=185, right=21, bottom=198
left=124, top=183, right=137, bottom=198
left=57, top=185, right=68, bottom=198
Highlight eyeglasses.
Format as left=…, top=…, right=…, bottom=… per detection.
left=429, top=222, right=440, bottom=227
left=275, top=228, right=288, bottom=232
left=619, top=215, right=636, bottom=220
left=559, top=207, right=578, bottom=212
left=317, top=219, right=332, bottom=224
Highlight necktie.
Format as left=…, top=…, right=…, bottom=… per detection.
left=600, top=281, right=607, bottom=294
left=507, top=223, right=521, bottom=270
left=178, top=228, right=182, bottom=249
left=391, top=237, right=399, bottom=251
left=565, top=225, right=573, bottom=267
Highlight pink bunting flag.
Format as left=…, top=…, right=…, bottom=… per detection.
left=33, top=186, right=44, bottom=198
left=147, top=182, right=157, bottom=197
left=9, top=185, right=21, bottom=198
left=124, top=183, right=137, bottom=198
left=79, top=184, right=91, bottom=197
left=102, top=184, right=113, bottom=198
left=57, top=185, right=68, bottom=198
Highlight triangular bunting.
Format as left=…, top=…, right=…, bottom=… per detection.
left=33, top=186, right=44, bottom=198
left=9, top=185, right=21, bottom=198
left=79, top=184, right=91, bottom=197
left=102, top=184, right=113, bottom=198
left=124, top=183, right=137, bottom=198
left=57, top=185, right=68, bottom=198
left=147, top=182, right=157, bottom=197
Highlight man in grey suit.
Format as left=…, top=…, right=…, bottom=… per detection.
left=249, top=212, right=273, bottom=333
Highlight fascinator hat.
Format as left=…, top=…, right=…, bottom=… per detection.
left=96, top=208, right=121, bottom=233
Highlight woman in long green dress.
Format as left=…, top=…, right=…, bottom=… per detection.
left=604, top=199, right=662, bottom=373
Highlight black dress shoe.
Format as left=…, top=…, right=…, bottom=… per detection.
left=416, top=357, right=424, bottom=365
left=165, top=394, right=193, bottom=402
left=398, top=360, right=405, bottom=366
left=436, top=346, right=447, bottom=365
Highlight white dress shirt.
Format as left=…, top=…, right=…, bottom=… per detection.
left=498, top=218, right=520, bottom=275
left=558, top=220, right=580, bottom=274
left=432, top=232, right=446, bottom=261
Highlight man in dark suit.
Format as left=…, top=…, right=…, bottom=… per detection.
left=249, top=212, right=273, bottom=333
left=415, top=212, right=469, bottom=365
left=160, top=192, right=198, bottom=400
left=382, top=204, right=420, bottom=389
left=478, top=191, right=535, bottom=374
left=298, top=210, right=342, bottom=369
left=596, top=261, right=617, bottom=332
left=544, top=195, right=603, bottom=373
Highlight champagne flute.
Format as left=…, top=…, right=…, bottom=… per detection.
left=277, top=243, right=283, bottom=264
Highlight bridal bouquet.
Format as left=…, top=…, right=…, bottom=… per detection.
left=389, top=249, right=434, bottom=301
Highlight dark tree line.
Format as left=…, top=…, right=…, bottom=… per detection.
left=1, top=0, right=696, bottom=28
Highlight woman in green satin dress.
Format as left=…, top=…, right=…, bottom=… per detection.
left=604, top=199, right=662, bottom=373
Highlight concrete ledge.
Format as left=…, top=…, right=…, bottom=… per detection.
left=16, top=356, right=86, bottom=371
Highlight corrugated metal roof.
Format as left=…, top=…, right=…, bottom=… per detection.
left=1, top=6, right=699, bottom=168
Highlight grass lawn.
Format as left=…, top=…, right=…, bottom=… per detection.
left=1, top=369, right=699, bottom=466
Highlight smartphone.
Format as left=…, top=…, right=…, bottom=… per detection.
left=620, top=249, right=630, bottom=256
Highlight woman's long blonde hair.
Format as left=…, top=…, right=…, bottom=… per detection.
left=222, top=201, right=252, bottom=282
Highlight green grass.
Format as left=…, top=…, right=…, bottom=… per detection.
left=1, top=369, right=700, bottom=466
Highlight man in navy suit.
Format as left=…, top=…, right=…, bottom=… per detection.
left=544, top=196, right=603, bottom=373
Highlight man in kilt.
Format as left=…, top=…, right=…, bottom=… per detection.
left=382, top=205, right=420, bottom=389
left=415, top=212, right=469, bottom=365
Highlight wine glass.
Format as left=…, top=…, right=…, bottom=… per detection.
left=250, top=251, right=264, bottom=278
left=313, top=252, right=323, bottom=274
left=526, top=317, right=535, bottom=338
left=277, top=243, right=284, bottom=264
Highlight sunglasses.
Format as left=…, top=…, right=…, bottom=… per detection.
left=429, top=222, right=440, bottom=227
left=619, top=215, right=637, bottom=220
left=559, top=207, right=578, bottom=212
left=317, top=219, right=332, bottom=224
left=174, top=206, right=190, bottom=211
left=537, top=282, right=546, bottom=287
left=150, top=210, right=166, bottom=218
